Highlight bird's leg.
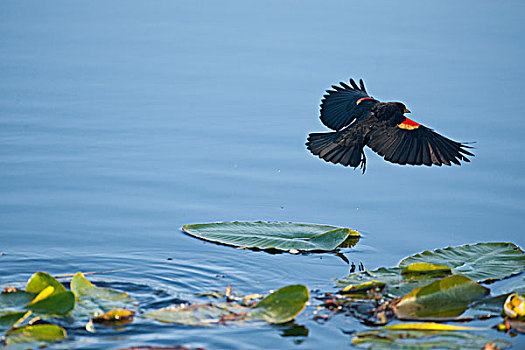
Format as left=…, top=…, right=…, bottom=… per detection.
left=360, top=150, right=367, bottom=174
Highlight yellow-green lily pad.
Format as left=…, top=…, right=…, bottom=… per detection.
left=401, top=262, right=452, bottom=275
left=394, top=275, right=489, bottom=320
left=146, top=284, right=309, bottom=326
left=26, top=291, right=75, bottom=315
left=25, top=272, right=67, bottom=296
left=5, top=324, right=67, bottom=344
left=70, top=272, right=136, bottom=317
left=351, top=328, right=512, bottom=350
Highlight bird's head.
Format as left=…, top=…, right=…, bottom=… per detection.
left=394, top=102, right=411, bottom=114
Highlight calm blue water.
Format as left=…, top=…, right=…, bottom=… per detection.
left=1, top=1, right=524, bottom=348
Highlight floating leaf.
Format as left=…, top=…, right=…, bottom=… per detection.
left=92, top=309, right=135, bottom=325
left=351, top=329, right=512, bottom=350
left=145, top=302, right=249, bottom=326
left=401, top=262, right=452, bottom=275
left=5, top=324, right=67, bottom=344
left=70, top=272, right=130, bottom=300
left=25, top=272, right=67, bottom=296
left=469, top=274, right=525, bottom=317
left=26, top=291, right=75, bottom=315
left=394, top=275, right=489, bottom=320
left=146, top=284, right=309, bottom=326
left=490, top=274, right=525, bottom=297
left=0, top=311, right=28, bottom=332
left=0, top=291, right=35, bottom=311
left=399, top=242, right=525, bottom=282
left=70, top=272, right=136, bottom=317
left=27, top=286, right=55, bottom=306
left=468, top=294, right=509, bottom=317
left=252, top=284, right=309, bottom=324
left=383, top=322, right=482, bottom=331
left=182, top=221, right=359, bottom=252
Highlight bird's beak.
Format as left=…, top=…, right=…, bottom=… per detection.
left=404, top=108, right=411, bottom=114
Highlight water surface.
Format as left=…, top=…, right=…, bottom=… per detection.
left=1, top=1, right=524, bottom=348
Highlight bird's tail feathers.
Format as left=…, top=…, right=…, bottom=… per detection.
left=306, top=131, right=365, bottom=171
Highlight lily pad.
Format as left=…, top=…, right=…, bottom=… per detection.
left=351, top=329, right=512, bottom=350
left=401, top=262, right=452, bottom=275
left=146, top=284, right=309, bottom=326
left=399, top=242, right=525, bottom=283
left=489, top=274, right=525, bottom=297
left=70, top=272, right=136, bottom=317
left=26, top=291, right=75, bottom=315
left=5, top=324, right=67, bottom=344
left=25, top=272, right=67, bottom=296
left=0, top=291, right=35, bottom=311
left=252, top=284, right=310, bottom=324
left=145, top=302, right=249, bottom=326
left=469, top=274, right=525, bottom=316
left=181, top=221, right=359, bottom=252
left=0, top=311, right=28, bottom=332
left=27, top=286, right=55, bottom=306
left=383, top=322, right=482, bottom=331
left=394, top=275, right=490, bottom=320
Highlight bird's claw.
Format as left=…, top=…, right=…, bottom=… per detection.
left=360, top=151, right=367, bottom=174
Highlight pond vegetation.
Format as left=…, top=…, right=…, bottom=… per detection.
left=1, top=223, right=523, bottom=349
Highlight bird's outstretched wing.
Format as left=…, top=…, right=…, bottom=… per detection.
left=320, top=78, right=377, bottom=131
left=367, top=117, right=474, bottom=166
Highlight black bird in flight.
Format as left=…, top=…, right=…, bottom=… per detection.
left=306, top=78, right=474, bottom=173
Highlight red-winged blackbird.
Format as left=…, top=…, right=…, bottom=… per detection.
left=306, top=78, right=474, bottom=173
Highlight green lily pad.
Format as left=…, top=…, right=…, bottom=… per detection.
left=146, top=284, right=309, bottom=326
left=145, top=302, right=249, bottom=326
left=25, top=272, right=67, bottom=296
left=70, top=272, right=136, bottom=317
left=0, top=311, right=28, bottom=332
left=252, top=284, right=309, bottom=324
left=181, top=221, right=359, bottom=252
left=5, top=324, right=67, bottom=344
left=490, top=274, right=525, bottom=297
left=0, top=291, right=35, bottom=311
left=469, top=274, right=525, bottom=316
left=399, top=242, right=525, bottom=283
left=468, top=294, right=509, bottom=317
left=351, top=329, right=512, bottom=350
left=394, top=275, right=490, bottom=320
left=26, top=291, right=75, bottom=315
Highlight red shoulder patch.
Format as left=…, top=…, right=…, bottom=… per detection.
left=398, top=117, right=420, bottom=130
left=356, top=97, right=374, bottom=105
